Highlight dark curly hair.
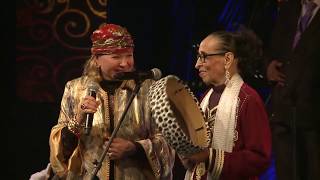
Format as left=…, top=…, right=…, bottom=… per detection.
left=208, top=26, right=264, bottom=80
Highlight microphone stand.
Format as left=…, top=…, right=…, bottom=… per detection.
left=89, top=80, right=142, bottom=180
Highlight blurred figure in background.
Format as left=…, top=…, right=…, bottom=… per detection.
left=266, top=0, right=320, bottom=179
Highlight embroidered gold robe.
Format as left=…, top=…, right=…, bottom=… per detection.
left=49, top=76, right=174, bottom=180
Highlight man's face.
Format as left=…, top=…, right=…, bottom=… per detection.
left=95, top=49, right=134, bottom=80
left=195, top=37, right=227, bottom=86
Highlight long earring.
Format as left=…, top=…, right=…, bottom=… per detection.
left=225, top=69, right=231, bottom=86
left=93, top=59, right=103, bottom=82
left=94, top=59, right=99, bottom=69
left=94, top=60, right=101, bottom=73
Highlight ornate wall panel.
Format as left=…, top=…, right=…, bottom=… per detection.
left=16, top=0, right=107, bottom=102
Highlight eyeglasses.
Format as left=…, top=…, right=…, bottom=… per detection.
left=196, top=51, right=227, bottom=63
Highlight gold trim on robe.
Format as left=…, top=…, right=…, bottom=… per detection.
left=49, top=76, right=175, bottom=180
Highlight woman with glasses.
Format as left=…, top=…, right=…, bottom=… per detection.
left=180, top=28, right=272, bottom=180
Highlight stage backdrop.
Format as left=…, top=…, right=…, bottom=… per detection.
left=15, top=1, right=107, bottom=179
left=16, top=0, right=107, bottom=102
left=15, top=0, right=277, bottom=179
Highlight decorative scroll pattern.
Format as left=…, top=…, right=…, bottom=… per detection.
left=16, top=0, right=107, bottom=102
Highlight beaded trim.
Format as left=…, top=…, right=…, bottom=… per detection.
left=211, top=149, right=224, bottom=179
left=208, top=148, right=214, bottom=171
left=213, top=74, right=243, bottom=152
left=67, top=115, right=84, bottom=136
left=195, top=162, right=206, bottom=180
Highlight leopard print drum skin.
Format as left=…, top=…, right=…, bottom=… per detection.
left=148, top=75, right=210, bottom=156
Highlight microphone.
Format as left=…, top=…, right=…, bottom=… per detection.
left=84, top=81, right=99, bottom=136
left=114, top=68, right=162, bottom=81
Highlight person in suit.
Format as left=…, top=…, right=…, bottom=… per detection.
left=266, top=0, right=320, bottom=179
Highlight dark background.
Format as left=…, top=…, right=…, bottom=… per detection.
left=13, top=0, right=278, bottom=179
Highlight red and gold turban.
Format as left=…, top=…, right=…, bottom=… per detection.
left=91, top=23, right=134, bottom=55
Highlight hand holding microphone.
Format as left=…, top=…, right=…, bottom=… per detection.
left=78, top=81, right=100, bottom=135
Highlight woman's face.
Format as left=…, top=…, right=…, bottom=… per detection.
left=195, top=36, right=227, bottom=86
left=95, top=50, right=134, bottom=80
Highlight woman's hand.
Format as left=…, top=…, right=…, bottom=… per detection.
left=180, top=148, right=210, bottom=169
left=267, top=60, right=286, bottom=86
left=105, top=137, right=137, bottom=160
left=77, top=95, right=100, bottom=124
